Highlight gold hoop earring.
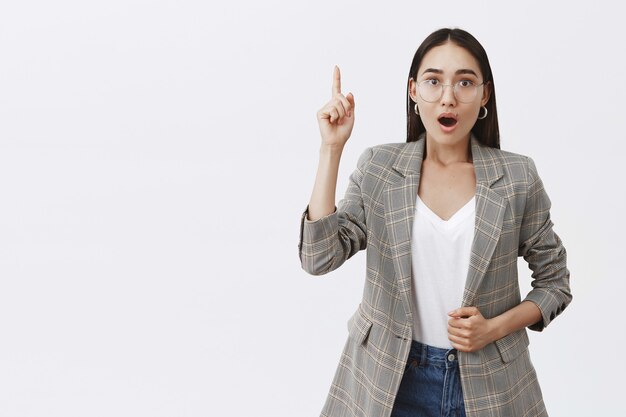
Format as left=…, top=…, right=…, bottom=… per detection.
left=414, top=103, right=419, bottom=115
left=477, top=106, right=488, bottom=120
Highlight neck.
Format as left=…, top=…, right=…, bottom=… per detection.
left=424, top=133, right=472, bottom=166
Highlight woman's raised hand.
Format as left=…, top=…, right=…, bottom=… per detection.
left=317, top=65, right=355, bottom=149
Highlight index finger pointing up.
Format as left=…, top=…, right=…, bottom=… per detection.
left=332, top=65, right=341, bottom=96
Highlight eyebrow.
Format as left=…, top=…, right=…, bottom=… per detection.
left=421, top=68, right=479, bottom=77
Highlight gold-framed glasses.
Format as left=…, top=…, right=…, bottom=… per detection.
left=417, top=79, right=485, bottom=103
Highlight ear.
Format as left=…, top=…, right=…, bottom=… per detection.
left=481, top=81, right=492, bottom=107
left=408, top=78, right=419, bottom=103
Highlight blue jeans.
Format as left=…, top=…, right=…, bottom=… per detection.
left=390, top=339, right=467, bottom=417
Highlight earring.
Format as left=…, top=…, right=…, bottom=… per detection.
left=477, top=106, right=488, bottom=120
left=414, top=103, right=419, bottom=115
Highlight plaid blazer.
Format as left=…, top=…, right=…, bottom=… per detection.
left=298, top=134, right=572, bottom=417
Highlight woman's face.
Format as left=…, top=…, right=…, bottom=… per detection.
left=409, top=41, right=490, bottom=147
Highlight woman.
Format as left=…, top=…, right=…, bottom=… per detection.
left=298, top=28, right=572, bottom=417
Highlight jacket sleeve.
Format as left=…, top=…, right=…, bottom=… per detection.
left=298, top=147, right=374, bottom=276
left=518, top=156, right=573, bottom=332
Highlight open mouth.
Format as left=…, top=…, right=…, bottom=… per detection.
left=438, top=116, right=457, bottom=127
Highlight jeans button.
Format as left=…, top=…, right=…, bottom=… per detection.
left=447, top=353, right=455, bottom=361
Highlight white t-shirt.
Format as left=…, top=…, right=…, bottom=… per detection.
left=410, top=194, right=475, bottom=348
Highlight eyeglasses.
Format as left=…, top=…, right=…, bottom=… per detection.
left=417, top=79, right=485, bottom=103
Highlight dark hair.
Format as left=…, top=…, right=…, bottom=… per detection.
left=406, top=28, right=500, bottom=149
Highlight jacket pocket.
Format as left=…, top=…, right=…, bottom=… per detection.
left=494, top=328, right=530, bottom=363
left=346, top=304, right=373, bottom=345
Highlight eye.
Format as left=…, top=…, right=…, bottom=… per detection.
left=423, top=78, right=439, bottom=86
left=458, top=80, right=474, bottom=88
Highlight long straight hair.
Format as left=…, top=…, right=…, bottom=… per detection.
left=406, top=28, right=500, bottom=149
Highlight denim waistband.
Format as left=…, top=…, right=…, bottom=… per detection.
left=409, top=339, right=459, bottom=368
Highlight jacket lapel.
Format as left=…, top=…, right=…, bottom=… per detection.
left=463, top=136, right=505, bottom=306
left=383, top=134, right=505, bottom=321
left=383, top=138, right=424, bottom=320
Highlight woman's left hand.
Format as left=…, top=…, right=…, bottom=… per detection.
left=447, top=307, right=498, bottom=352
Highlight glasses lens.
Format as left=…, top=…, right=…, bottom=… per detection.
left=454, top=82, right=478, bottom=103
left=418, top=81, right=441, bottom=102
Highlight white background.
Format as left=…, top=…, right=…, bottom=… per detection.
left=0, top=0, right=624, bottom=416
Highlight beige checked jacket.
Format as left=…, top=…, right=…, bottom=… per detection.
left=298, top=134, right=572, bottom=417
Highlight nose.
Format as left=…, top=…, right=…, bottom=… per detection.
left=440, top=84, right=456, bottom=106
